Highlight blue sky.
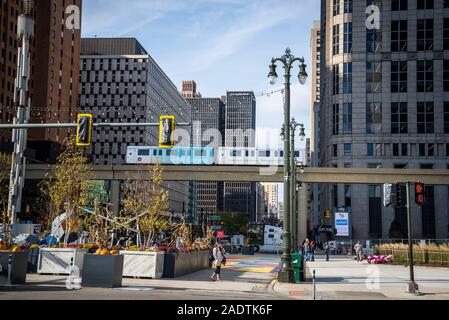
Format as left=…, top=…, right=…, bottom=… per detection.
left=82, top=0, right=320, bottom=148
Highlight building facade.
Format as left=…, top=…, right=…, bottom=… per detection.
left=79, top=38, right=191, bottom=214
left=318, top=0, right=449, bottom=240
left=223, top=91, right=257, bottom=222
left=262, top=183, right=280, bottom=219
left=1, top=0, right=82, bottom=157
left=186, top=87, right=225, bottom=223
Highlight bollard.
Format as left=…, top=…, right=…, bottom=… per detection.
left=313, top=269, right=316, bottom=300
left=7, top=254, right=12, bottom=286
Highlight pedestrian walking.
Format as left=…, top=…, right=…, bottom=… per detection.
left=324, top=242, right=330, bottom=261
left=211, top=241, right=226, bottom=281
left=354, top=241, right=363, bottom=262
left=303, top=239, right=310, bottom=261
left=310, top=240, right=316, bottom=262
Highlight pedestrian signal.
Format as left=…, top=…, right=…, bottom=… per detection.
left=159, top=116, right=175, bottom=148
left=415, top=183, right=425, bottom=207
left=76, top=114, right=93, bottom=147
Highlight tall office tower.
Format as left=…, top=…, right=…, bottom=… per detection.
left=79, top=38, right=191, bottom=214
left=0, top=0, right=82, bottom=157
left=319, top=0, right=449, bottom=240
left=181, top=80, right=201, bottom=99
left=262, top=183, right=279, bottom=219
left=310, top=20, right=322, bottom=230
left=186, top=85, right=225, bottom=222
left=256, top=183, right=266, bottom=222
left=223, top=91, right=257, bottom=222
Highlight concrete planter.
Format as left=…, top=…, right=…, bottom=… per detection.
left=0, top=251, right=28, bottom=285
left=82, top=254, right=124, bottom=288
left=26, top=248, right=40, bottom=273
left=120, top=251, right=165, bottom=279
left=38, top=248, right=87, bottom=275
left=163, top=250, right=210, bottom=278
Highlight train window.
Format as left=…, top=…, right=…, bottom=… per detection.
left=259, top=151, right=270, bottom=157
left=268, top=234, right=275, bottom=239
left=251, top=151, right=255, bottom=157
left=195, top=150, right=202, bottom=156
left=280, top=151, right=284, bottom=157
left=166, top=150, right=171, bottom=156
left=183, top=149, right=191, bottom=156
left=232, top=150, right=242, bottom=157
left=295, top=151, right=300, bottom=157
left=202, top=150, right=209, bottom=157
left=138, top=149, right=150, bottom=156
left=159, top=150, right=163, bottom=156
left=245, top=151, right=249, bottom=157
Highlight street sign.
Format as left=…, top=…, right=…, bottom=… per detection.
left=216, top=230, right=225, bottom=239
left=383, top=183, right=393, bottom=207
left=335, top=211, right=350, bottom=237
left=209, top=215, right=221, bottom=221
left=211, top=225, right=221, bottom=231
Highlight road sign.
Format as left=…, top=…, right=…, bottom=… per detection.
left=216, top=230, right=225, bottom=239
left=211, top=225, right=222, bottom=231
left=209, top=215, right=221, bottom=221
left=383, top=183, right=393, bottom=207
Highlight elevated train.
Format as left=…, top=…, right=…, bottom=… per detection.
left=126, top=146, right=305, bottom=166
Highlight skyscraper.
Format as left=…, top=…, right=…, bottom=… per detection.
left=262, top=183, right=279, bottom=219
left=223, top=91, right=257, bottom=222
left=0, top=0, right=82, bottom=157
left=186, top=82, right=225, bottom=222
left=318, top=0, right=449, bottom=240
left=79, top=37, right=191, bottom=214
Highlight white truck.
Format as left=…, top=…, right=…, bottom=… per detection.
left=257, top=225, right=283, bottom=254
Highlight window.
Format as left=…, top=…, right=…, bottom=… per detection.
left=391, top=61, right=407, bottom=93
left=333, top=25, right=340, bottom=55
left=344, top=23, right=352, bottom=53
left=427, top=144, right=435, bottom=157
left=444, top=102, right=449, bottom=134
left=367, top=144, right=382, bottom=157
left=393, top=144, right=400, bottom=157
left=444, top=19, right=449, bottom=50
left=344, top=185, right=352, bottom=208
left=446, top=144, right=449, bottom=157
left=417, top=19, right=433, bottom=51
left=344, top=0, right=352, bottom=13
left=392, top=0, right=408, bottom=10
left=332, top=185, right=338, bottom=208
left=344, top=144, right=352, bottom=156
left=366, top=103, right=382, bottom=134
left=367, top=144, right=374, bottom=156
left=417, top=102, right=434, bottom=134
left=333, top=104, right=340, bottom=135
left=393, top=144, right=408, bottom=157
left=444, top=60, right=449, bottom=92
left=401, top=144, right=408, bottom=156
left=367, top=29, right=382, bottom=53
left=343, top=103, right=352, bottom=134
left=343, top=63, right=352, bottom=93
left=138, top=149, right=150, bottom=156
left=391, top=20, right=407, bottom=52
left=366, top=62, right=382, bottom=93
left=333, top=0, right=340, bottom=16
left=417, top=0, right=433, bottom=9
left=417, top=60, right=433, bottom=93
left=391, top=102, right=408, bottom=134
left=333, top=65, right=340, bottom=95
left=333, top=144, right=338, bottom=157
left=445, top=0, right=449, bottom=8
left=419, top=144, right=426, bottom=157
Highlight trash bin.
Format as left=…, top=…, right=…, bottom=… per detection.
left=292, top=252, right=303, bottom=283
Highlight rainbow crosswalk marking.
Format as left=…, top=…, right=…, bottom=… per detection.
left=220, top=257, right=281, bottom=273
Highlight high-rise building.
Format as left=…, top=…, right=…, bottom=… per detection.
left=186, top=82, right=225, bottom=223
left=0, top=0, right=82, bottom=157
left=318, top=0, right=449, bottom=240
left=181, top=80, right=201, bottom=99
left=223, top=91, right=257, bottom=222
left=262, top=183, right=279, bottom=219
left=79, top=37, right=191, bottom=214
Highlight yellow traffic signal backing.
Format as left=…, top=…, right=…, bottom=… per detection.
left=76, top=114, right=93, bottom=147
left=159, top=116, right=175, bottom=148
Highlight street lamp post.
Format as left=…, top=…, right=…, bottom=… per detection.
left=268, top=48, right=308, bottom=283
left=290, top=119, right=306, bottom=252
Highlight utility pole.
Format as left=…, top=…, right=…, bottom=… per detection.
left=406, top=182, right=419, bottom=294
left=8, top=1, right=34, bottom=225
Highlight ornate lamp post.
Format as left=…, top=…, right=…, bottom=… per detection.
left=268, top=48, right=308, bottom=283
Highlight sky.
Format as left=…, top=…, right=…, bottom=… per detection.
left=81, top=0, right=321, bottom=149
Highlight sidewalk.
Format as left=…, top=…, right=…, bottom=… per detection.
left=272, top=256, right=449, bottom=300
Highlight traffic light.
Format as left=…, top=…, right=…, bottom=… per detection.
left=76, top=114, right=93, bottom=147
left=393, top=183, right=407, bottom=208
left=159, top=116, right=175, bottom=148
left=415, top=182, right=425, bottom=207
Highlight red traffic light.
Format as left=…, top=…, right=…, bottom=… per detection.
left=415, top=183, right=425, bottom=207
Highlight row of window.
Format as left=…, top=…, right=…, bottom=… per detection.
left=333, top=0, right=449, bottom=16
left=332, top=102, right=449, bottom=135
left=333, top=18, right=449, bottom=55
left=330, top=143, right=449, bottom=158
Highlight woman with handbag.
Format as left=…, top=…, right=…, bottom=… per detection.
left=211, top=241, right=226, bottom=281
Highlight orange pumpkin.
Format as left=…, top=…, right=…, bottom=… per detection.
left=110, top=249, right=118, bottom=255
left=100, top=249, right=110, bottom=256
left=11, top=246, right=21, bottom=253
left=95, top=248, right=102, bottom=255
left=0, top=244, right=8, bottom=251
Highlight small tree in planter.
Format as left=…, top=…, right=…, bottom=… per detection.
left=39, top=140, right=93, bottom=246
